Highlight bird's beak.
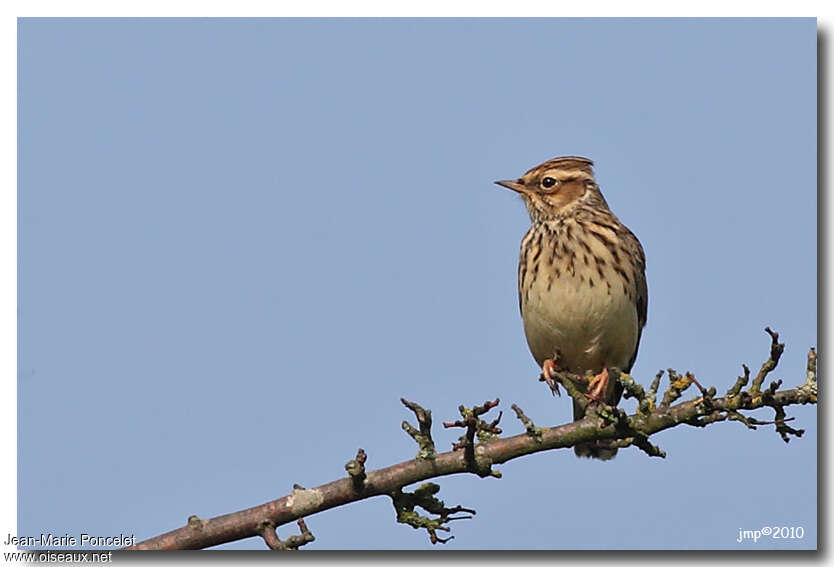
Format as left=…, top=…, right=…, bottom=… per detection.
left=495, top=179, right=525, bottom=193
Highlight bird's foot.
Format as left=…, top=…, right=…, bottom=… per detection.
left=584, top=368, right=611, bottom=404
left=539, top=359, right=561, bottom=397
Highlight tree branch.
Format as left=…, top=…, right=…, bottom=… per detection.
left=124, top=331, right=816, bottom=550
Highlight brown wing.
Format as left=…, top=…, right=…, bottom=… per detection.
left=624, top=226, right=648, bottom=373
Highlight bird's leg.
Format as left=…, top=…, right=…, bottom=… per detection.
left=585, top=367, right=611, bottom=404
left=539, top=359, right=561, bottom=397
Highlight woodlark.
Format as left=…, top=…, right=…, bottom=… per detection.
left=496, top=156, right=647, bottom=460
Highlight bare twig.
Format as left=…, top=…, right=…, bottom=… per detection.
left=772, top=405, right=805, bottom=443
left=750, top=327, right=785, bottom=394
left=443, top=399, right=503, bottom=478
left=617, top=369, right=646, bottom=401
left=256, top=519, right=314, bottom=550
left=727, top=364, right=751, bottom=397
left=510, top=404, right=545, bottom=442
left=802, top=348, right=818, bottom=397
left=401, top=398, right=436, bottom=460
left=646, top=370, right=663, bottom=409
left=344, top=448, right=367, bottom=489
left=660, top=369, right=694, bottom=408
left=390, top=483, right=476, bottom=544
left=612, top=433, right=667, bottom=458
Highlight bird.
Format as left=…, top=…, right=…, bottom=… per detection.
left=496, top=156, right=647, bottom=460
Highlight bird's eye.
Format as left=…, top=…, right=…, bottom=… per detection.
left=541, top=177, right=557, bottom=189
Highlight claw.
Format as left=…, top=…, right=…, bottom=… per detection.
left=584, top=368, right=611, bottom=404
left=539, top=359, right=561, bottom=396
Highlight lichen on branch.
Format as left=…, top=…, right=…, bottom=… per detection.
left=389, top=483, right=476, bottom=544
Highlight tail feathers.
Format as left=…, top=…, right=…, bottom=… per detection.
left=572, top=399, right=618, bottom=461
left=574, top=441, right=618, bottom=460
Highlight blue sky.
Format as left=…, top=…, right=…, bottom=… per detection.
left=18, top=18, right=816, bottom=550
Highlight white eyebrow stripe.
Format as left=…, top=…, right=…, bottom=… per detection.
left=542, top=170, right=595, bottom=183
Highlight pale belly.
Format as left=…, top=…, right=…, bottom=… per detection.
left=521, top=273, right=638, bottom=374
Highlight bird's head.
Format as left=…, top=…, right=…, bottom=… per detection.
left=495, top=156, right=605, bottom=222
